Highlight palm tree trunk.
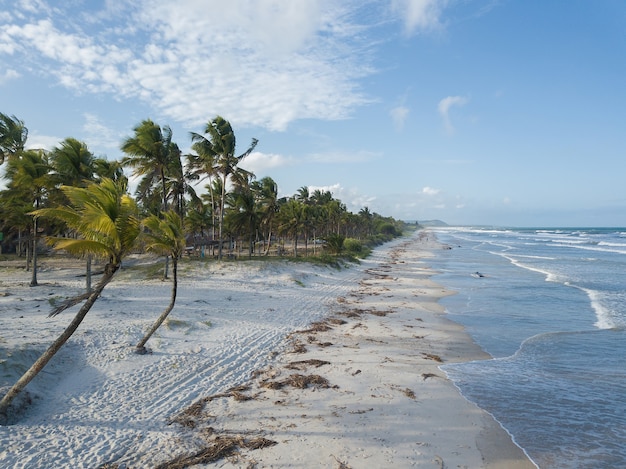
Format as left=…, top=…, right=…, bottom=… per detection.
left=86, top=255, right=92, bottom=293
left=264, top=227, right=273, bottom=256
left=218, top=174, right=227, bottom=260
left=0, top=266, right=117, bottom=421
left=160, top=169, right=170, bottom=279
left=135, top=258, right=178, bottom=353
left=293, top=232, right=299, bottom=257
left=29, top=218, right=38, bottom=287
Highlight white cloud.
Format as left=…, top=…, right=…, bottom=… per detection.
left=81, top=113, right=122, bottom=153
left=26, top=133, right=60, bottom=151
left=1, top=1, right=381, bottom=132
left=305, top=183, right=376, bottom=213
left=438, top=95, right=468, bottom=134
left=391, top=0, right=448, bottom=35
left=241, top=152, right=294, bottom=175
left=308, top=182, right=344, bottom=196
left=0, top=68, right=19, bottom=83
left=422, top=186, right=440, bottom=196
left=390, top=105, right=410, bottom=131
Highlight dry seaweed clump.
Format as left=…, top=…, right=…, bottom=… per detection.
left=261, top=373, right=333, bottom=390
left=168, top=384, right=255, bottom=428
left=155, top=435, right=277, bottom=469
left=294, top=321, right=333, bottom=333
left=285, top=359, right=331, bottom=370
left=422, top=352, right=443, bottom=363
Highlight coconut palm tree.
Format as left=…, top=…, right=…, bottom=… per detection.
left=93, top=158, right=126, bottom=183
left=186, top=139, right=219, bottom=233
left=0, top=113, right=28, bottom=164
left=4, top=149, right=53, bottom=286
left=278, top=198, right=308, bottom=257
left=49, top=138, right=100, bottom=292
left=225, top=186, right=261, bottom=258
left=190, top=116, right=258, bottom=260
left=135, top=210, right=186, bottom=354
left=122, top=119, right=179, bottom=278
left=49, top=138, right=96, bottom=187
left=121, top=120, right=174, bottom=211
left=253, top=177, right=279, bottom=255
left=0, top=178, right=141, bottom=421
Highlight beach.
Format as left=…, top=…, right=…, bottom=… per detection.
left=0, top=232, right=535, bottom=468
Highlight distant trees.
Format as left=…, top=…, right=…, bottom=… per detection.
left=0, top=112, right=406, bottom=265
left=189, top=116, right=258, bottom=260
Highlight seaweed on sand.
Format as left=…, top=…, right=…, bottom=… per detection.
left=260, top=373, right=333, bottom=390
left=154, top=435, right=277, bottom=469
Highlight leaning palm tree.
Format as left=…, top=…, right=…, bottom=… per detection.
left=135, top=210, right=186, bottom=354
left=0, top=178, right=141, bottom=421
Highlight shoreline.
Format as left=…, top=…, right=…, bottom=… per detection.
left=0, top=232, right=536, bottom=468
left=152, top=233, right=536, bottom=468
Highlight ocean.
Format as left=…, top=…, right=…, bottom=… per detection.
left=427, top=227, right=626, bottom=469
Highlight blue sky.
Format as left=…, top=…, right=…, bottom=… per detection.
left=1, top=0, right=625, bottom=227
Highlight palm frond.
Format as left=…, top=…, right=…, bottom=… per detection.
left=46, top=238, right=112, bottom=259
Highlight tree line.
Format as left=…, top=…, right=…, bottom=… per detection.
left=0, top=113, right=405, bottom=271
left=0, top=111, right=409, bottom=421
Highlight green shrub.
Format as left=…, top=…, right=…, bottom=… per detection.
left=343, top=238, right=363, bottom=253
left=323, top=233, right=345, bottom=254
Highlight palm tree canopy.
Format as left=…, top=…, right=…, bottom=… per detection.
left=5, top=149, right=52, bottom=203
left=121, top=120, right=172, bottom=171
left=0, top=113, right=28, bottom=164
left=31, top=178, right=141, bottom=266
left=121, top=119, right=177, bottom=210
left=50, top=137, right=96, bottom=187
left=190, top=116, right=258, bottom=177
left=142, top=210, right=186, bottom=259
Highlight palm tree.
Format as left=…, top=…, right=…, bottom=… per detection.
left=93, top=158, right=126, bottom=183
left=278, top=198, right=308, bottom=257
left=190, top=116, right=258, bottom=260
left=49, top=138, right=96, bottom=187
left=0, top=113, right=28, bottom=164
left=225, top=187, right=261, bottom=258
left=0, top=178, right=141, bottom=421
left=253, top=177, right=279, bottom=255
left=121, top=120, right=174, bottom=211
left=49, top=138, right=100, bottom=292
left=184, top=198, right=212, bottom=256
left=5, top=149, right=53, bottom=286
left=296, top=186, right=310, bottom=204
left=358, top=207, right=374, bottom=238
left=122, top=119, right=179, bottom=278
left=135, top=210, right=186, bottom=354
left=186, top=140, right=219, bottom=236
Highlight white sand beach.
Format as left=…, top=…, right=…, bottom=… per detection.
left=0, top=232, right=536, bottom=468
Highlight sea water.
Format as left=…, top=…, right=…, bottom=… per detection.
left=428, top=227, right=626, bottom=469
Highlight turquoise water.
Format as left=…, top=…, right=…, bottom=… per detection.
left=429, top=227, right=626, bottom=469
